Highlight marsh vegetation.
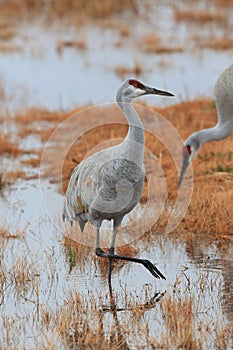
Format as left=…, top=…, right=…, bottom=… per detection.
left=0, top=0, right=233, bottom=349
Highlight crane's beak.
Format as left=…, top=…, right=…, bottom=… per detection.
left=178, top=149, right=190, bottom=187
left=144, top=85, right=174, bottom=97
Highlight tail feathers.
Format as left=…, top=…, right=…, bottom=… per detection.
left=63, top=201, right=86, bottom=231
left=62, top=213, right=73, bottom=226
left=79, top=219, right=86, bottom=232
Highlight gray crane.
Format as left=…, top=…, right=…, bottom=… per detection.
left=179, top=64, right=233, bottom=187
left=63, top=79, right=174, bottom=282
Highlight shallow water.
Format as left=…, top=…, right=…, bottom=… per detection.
left=0, top=4, right=233, bottom=113
left=0, top=2, right=233, bottom=348
left=0, top=177, right=232, bottom=348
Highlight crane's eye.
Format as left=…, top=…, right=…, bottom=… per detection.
left=183, top=145, right=191, bottom=156
left=129, top=79, right=145, bottom=90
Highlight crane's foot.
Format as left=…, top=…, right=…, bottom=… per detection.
left=96, top=247, right=115, bottom=257
left=96, top=247, right=106, bottom=256
left=141, top=259, right=166, bottom=280
left=95, top=248, right=166, bottom=280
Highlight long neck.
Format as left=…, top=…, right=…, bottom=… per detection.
left=117, top=101, right=144, bottom=144
left=196, top=121, right=233, bottom=145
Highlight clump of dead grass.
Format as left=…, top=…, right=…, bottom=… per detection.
left=0, top=226, right=25, bottom=239
left=14, top=107, right=73, bottom=124
left=21, top=156, right=41, bottom=168
left=141, top=34, right=183, bottom=54
left=0, top=132, right=23, bottom=156
left=0, top=173, right=4, bottom=190
left=181, top=176, right=233, bottom=239
left=56, top=38, right=87, bottom=54
left=0, top=27, right=15, bottom=40
left=4, top=170, right=38, bottom=183
left=0, top=0, right=138, bottom=22
left=0, top=80, right=5, bottom=101
left=2, top=256, right=39, bottom=302
left=204, top=37, right=233, bottom=50
left=45, top=291, right=115, bottom=349
left=215, top=323, right=233, bottom=349
left=0, top=43, right=22, bottom=53
left=114, top=60, right=142, bottom=77
left=159, top=294, right=200, bottom=349
left=174, top=9, right=225, bottom=24
left=214, top=0, right=233, bottom=5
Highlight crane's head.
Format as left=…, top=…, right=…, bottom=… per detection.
left=116, top=79, right=174, bottom=102
left=178, top=134, right=201, bottom=187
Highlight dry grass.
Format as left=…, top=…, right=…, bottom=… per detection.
left=0, top=132, right=23, bottom=156
left=174, top=9, right=226, bottom=24
left=180, top=176, right=233, bottom=238
left=204, top=37, right=233, bottom=50
left=141, top=34, right=183, bottom=54
left=10, top=256, right=38, bottom=297
left=56, top=39, right=87, bottom=54
left=0, top=43, right=22, bottom=53
left=0, top=0, right=138, bottom=22
left=4, top=170, right=38, bottom=182
left=99, top=18, right=132, bottom=41
left=213, top=0, right=233, bottom=6
left=0, top=220, right=232, bottom=349
left=114, top=61, right=143, bottom=77
left=0, top=226, right=25, bottom=239
left=0, top=27, right=15, bottom=40
left=59, top=99, right=233, bottom=238
left=215, top=323, right=233, bottom=349
left=0, top=80, right=5, bottom=101
left=0, top=271, right=227, bottom=349
left=159, top=295, right=200, bottom=349
left=2, top=98, right=233, bottom=238
left=0, top=226, right=232, bottom=349
left=118, top=24, right=130, bottom=37
left=155, top=100, right=233, bottom=238
left=0, top=255, right=38, bottom=310
left=21, top=156, right=41, bottom=168
left=14, top=107, right=73, bottom=124
left=0, top=173, right=3, bottom=190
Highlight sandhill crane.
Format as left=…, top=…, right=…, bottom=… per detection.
left=63, top=79, right=174, bottom=283
left=179, top=64, right=233, bottom=187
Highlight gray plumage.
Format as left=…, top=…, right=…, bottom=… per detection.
left=179, top=64, right=233, bottom=186
left=63, top=79, right=174, bottom=281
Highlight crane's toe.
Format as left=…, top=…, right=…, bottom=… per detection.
left=109, top=247, right=115, bottom=254
left=142, top=259, right=166, bottom=280
left=96, top=247, right=107, bottom=257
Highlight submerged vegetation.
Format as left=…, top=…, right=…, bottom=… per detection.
left=67, top=245, right=76, bottom=273
left=0, top=245, right=232, bottom=349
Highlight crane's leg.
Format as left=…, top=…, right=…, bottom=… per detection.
left=108, top=217, right=123, bottom=285
left=109, top=225, right=117, bottom=254
left=108, top=225, right=118, bottom=286
left=95, top=224, right=115, bottom=291
left=95, top=223, right=166, bottom=280
left=96, top=225, right=104, bottom=254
